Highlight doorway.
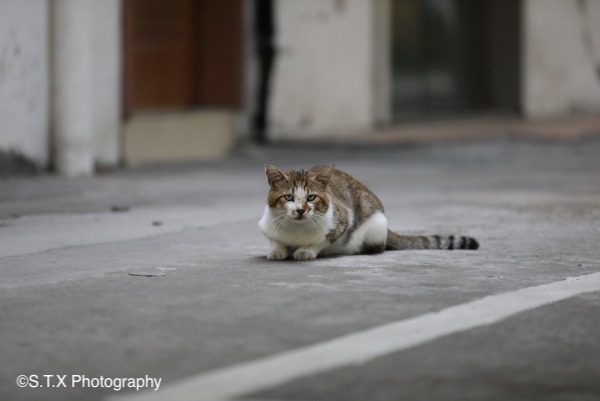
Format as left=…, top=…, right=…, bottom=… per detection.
left=390, top=0, right=521, bottom=121
left=122, top=0, right=243, bottom=165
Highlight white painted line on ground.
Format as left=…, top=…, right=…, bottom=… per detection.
left=109, top=272, right=600, bottom=401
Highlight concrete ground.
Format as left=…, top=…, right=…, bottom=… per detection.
left=1, top=137, right=600, bottom=401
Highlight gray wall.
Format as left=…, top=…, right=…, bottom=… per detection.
left=0, top=1, right=49, bottom=169
left=522, top=0, right=600, bottom=118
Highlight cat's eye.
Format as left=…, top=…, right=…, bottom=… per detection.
left=307, top=194, right=316, bottom=201
left=284, top=194, right=294, bottom=201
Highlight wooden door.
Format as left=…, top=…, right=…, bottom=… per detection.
left=196, top=1, right=243, bottom=107
left=123, top=0, right=242, bottom=114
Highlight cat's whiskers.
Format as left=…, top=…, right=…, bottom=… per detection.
left=311, top=212, right=330, bottom=233
left=269, top=212, right=287, bottom=225
left=309, top=215, right=320, bottom=232
left=271, top=213, right=290, bottom=238
left=267, top=214, right=286, bottom=231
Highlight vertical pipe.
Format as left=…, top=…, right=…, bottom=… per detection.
left=252, top=0, right=275, bottom=144
left=51, top=0, right=93, bottom=176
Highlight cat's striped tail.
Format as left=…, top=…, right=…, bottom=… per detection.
left=386, top=230, right=479, bottom=250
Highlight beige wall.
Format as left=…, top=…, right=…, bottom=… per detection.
left=268, top=0, right=382, bottom=140
left=124, top=111, right=236, bottom=167
left=523, top=0, right=600, bottom=118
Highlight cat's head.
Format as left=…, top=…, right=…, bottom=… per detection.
left=264, top=165, right=335, bottom=223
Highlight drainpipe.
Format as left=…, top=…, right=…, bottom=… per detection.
left=252, top=0, right=275, bottom=144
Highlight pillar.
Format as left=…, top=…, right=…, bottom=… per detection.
left=51, top=0, right=93, bottom=176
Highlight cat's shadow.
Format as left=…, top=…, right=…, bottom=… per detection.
left=250, top=254, right=345, bottom=263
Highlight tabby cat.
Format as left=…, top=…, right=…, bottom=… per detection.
left=259, top=165, right=479, bottom=260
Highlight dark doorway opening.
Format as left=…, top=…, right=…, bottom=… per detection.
left=390, top=0, right=521, bottom=121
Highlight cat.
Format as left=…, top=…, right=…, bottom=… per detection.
left=259, top=165, right=479, bottom=261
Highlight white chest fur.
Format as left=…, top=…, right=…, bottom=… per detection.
left=259, top=205, right=388, bottom=256
left=259, top=206, right=333, bottom=247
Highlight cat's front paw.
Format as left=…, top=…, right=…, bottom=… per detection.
left=293, top=248, right=317, bottom=261
left=267, top=248, right=288, bottom=260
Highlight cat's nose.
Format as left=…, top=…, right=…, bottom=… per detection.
left=296, top=209, right=305, bottom=216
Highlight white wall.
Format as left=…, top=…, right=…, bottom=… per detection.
left=0, top=0, right=49, bottom=168
left=51, top=0, right=121, bottom=175
left=523, top=0, right=600, bottom=118
left=0, top=0, right=121, bottom=174
left=269, top=0, right=376, bottom=140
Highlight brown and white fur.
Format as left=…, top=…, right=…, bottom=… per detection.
left=259, top=165, right=478, bottom=261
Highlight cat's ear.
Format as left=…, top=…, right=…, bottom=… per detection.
left=265, top=164, right=288, bottom=187
left=312, top=165, right=335, bottom=188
